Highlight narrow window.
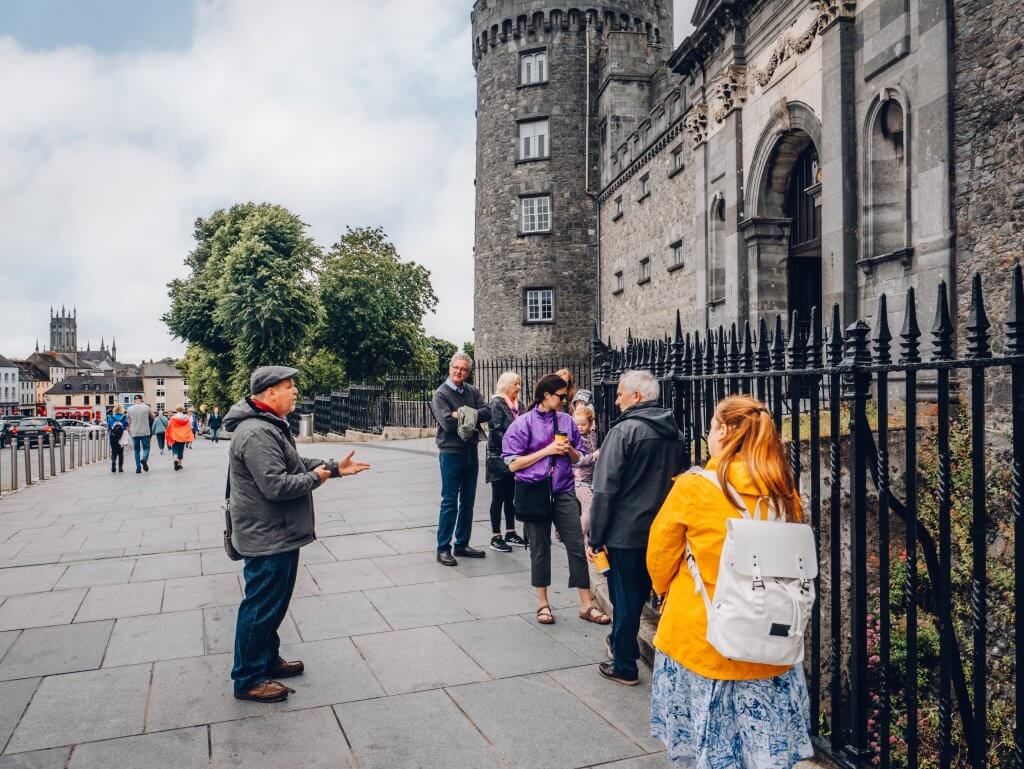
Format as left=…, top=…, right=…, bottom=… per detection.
left=525, top=288, right=555, bottom=323
left=614, top=271, right=625, bottom=292
left=519, top=119, right=550, bottom=160
left=520, top=51, right=548, bottom=85
left=708, top=195, right=726, bottom=303
left=639, top=257, right=652, bottom=284
left=671, top=146, right=684, bottom=173
left=83, top=395, right=90, bottom=406
left=614, top=196, right=623, bottom=218
left=639, top=173, right=650, bottom=199
left=65, top=396, right=71, bottom=406
left=520, top=195, right=552, bottom=233
left=669, top=240, right=684, bottom=269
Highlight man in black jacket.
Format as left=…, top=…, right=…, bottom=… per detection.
left=589, top=370, right=684, bottom=685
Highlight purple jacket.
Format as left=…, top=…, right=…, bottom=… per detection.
left=501, top=408, right=583, bottom=494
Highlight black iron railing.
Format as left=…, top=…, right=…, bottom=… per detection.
left=472, top=355, right=592, bottom=401
left=592, top=270, right=1024, bottom=769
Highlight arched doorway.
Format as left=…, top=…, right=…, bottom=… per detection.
left=784, top=143, right=822, bottom=339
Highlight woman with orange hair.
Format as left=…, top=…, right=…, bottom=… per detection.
left=647, top=395, right=813, bottom=768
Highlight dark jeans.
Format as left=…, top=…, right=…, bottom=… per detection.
left=524, top=492, right=590, bottom=589
left=489, top=475, right=515, bottom=534
left=171, top=442, right=185, bottom=460
left=232, top=549, right=300, bottom=693
left=606, top=546, right=652, bottom=680
left=211, top=428, right=220, bottom=443
left=436, top=449, right=478, bottom=552
left=132, top=435, right=151, bottom=469
left=155, top=433, right=165, bottom=451
left=110, top=444, right=124, bottom=471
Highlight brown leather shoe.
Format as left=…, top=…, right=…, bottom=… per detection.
left=270, top=657, right=305, bottom=678
left=233, top=680, right=291, bottom=703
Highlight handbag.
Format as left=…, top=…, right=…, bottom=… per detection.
left=512, top=413, right=559, bottom=523
left=223, top=471, right=243, bottom=561
left=118, top=428, right=131, bottom=449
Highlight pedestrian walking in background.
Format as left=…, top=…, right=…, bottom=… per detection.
left=153, top=411, right=169, bottom=454
left=571, top=404, right=599, bottom=544
left=187, top=407, right=199, bottom=449
left=430, top=353, right=491, bottom=567
left=208, top=407, right=223, bottom=444
left=589, top=370, right=684, bottom=686
left=165, top=406, right=194, bottom=471
left=225, top=366, right=370, bottom=703
left=126, top=394, right=155, bottom=474
left=502, top=374, right=609, bottom=627
left=484, top=371, right=526, bottom=553
left=647, top=395, right=812, bottom=768
left=107, top=405, right=128, bottom=473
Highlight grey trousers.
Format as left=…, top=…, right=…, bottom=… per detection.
left=524, top=492, right=591, bottom=590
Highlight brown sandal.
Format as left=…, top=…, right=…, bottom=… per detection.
left=579, top=606, right=610, bottom=625
left=536, top=605, right=555, bottom=624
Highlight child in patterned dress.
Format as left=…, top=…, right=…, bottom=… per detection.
left=572, top=405, right=599, bottom=544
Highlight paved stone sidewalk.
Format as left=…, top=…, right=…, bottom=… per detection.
left=0, top=438, right=668, bottom=769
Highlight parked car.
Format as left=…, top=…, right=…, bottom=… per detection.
left=0, top=419, right=12, bottom=449
left=58, top=418, right=101, bottom=437
left=10, top=418, right=58, bottom=448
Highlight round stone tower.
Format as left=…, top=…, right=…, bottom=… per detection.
left=471, top=1, right=672, bottom=361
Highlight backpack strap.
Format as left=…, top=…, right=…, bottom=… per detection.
left=686, top=467, right=751, bottom=519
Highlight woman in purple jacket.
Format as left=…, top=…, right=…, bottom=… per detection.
left=502, top=374, right=610, bottom=627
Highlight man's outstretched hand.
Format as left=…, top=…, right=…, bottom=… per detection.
left=336, top=450, right=371, bottom=477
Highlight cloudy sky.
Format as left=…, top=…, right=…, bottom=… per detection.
left=0, top=0, right=695, bottom=364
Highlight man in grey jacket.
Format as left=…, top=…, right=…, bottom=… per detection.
left=430, top=353, right=491, bottom=566
left=225, top=366, right=370, bottom=703
left=589, top=370, right=684, bottom=686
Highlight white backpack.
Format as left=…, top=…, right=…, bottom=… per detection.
left=684, top=467, right=818, bottom=666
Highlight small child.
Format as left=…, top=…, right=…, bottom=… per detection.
left=572, top=405, right=599, bottom=545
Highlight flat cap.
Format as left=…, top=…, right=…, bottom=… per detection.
left=250, top=365, right=299, bottom=395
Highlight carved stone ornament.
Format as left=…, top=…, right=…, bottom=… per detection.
left=814, top=0, right=857, bottom=29
left=748, top=14, right=822, bottom=89
left=685, top=103, right=710, bottom=148
left=711, top=66, right=748, bottom=123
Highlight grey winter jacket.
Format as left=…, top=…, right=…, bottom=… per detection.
left=589, top=401, right=685, bottom=550
left=224, top=399, right=325, bottom=557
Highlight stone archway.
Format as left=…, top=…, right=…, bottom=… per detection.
left=740, top=100, right=823, bottom=328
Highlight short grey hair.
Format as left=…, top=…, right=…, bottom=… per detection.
left=450, top=352, right=473, bottom=370
left=495, top=371, right=521, bottom=395
left=619, top=369, right=660, bottom=402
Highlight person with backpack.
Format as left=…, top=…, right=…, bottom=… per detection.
left=165, top=406, right=194, bottom=471
left=153, top=411, right=169, bottom=454
left=107, top=405, right=129, bottom=473
left=647, top=395, right=814, bottom=768
left=484, top=372, right=526, bottom=552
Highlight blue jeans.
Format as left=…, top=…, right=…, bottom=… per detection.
left=232, top=549, right=300, bottom=693
left=606, top=546, right=652, bottom=680
left=211, top=428, right=220, bottom=443
left=436, top=449, right=478, bottom=552
left=132, top=435, right=152, bottom=469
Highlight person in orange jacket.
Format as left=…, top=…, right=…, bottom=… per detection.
left=647, top=395, right=812, bottom=769
left=164, top=405, right=194, bottom=471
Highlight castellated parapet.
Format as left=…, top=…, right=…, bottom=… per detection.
left=471, top=1, right=673, bottom=361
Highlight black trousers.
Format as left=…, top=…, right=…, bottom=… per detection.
left=110, top=444, right=124, bottom=470
left=524, top=492, right=590, bottom=590
left=489, top=475, right=516, bottom=533
left=606, top=546, right=652, bottom=680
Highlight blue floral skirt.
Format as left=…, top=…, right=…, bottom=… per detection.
left=650, top=652, right=814, bottom=769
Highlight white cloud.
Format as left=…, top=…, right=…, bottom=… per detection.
left=0, top=0, right=476, bottom=363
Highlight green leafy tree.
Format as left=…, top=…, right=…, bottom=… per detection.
left=462, top=341, right=475, bottom=361
left=164, top=203, right=323, bottom=400
left=297, top=349, right=346, bottom=395
left=421, top=336, right=457, bottom=375
left=318, top=226, right=438, bottom=382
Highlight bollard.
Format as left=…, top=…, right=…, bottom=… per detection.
left=10, top=442, right=17, bottom=490
left=49, top=433, right=56, bottom=476
left=23, top=439, right=32, bottom=485
left=78, top=433, right=84, bottom=466
left=37, top=437, right=45, bottom=480
left=68, top=434, right=75, bottom=470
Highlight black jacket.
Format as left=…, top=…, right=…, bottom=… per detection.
left=485, top=395, right=521, bottom=483
left=589, top=401, right=685, bottom=550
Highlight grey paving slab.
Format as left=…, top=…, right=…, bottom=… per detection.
left=320, top=533, right=396, bottom=561
left=441, top=615, right=585, bottom=678
left=548, top=665, right=663, bottom=752
left=0, top=631, right=17, bottom=661
left=67, top=726, right=207, bottom=769
left=0, top=747, right=70, bottom=769
left=441, top=572, right=540, bottom=620
left=81, top=532, right=142, bottom=551
left=370, top=552, right=468, bottom=586
left=296, top=540, right=335, bottom=565
left=583, top=754, right=668, bottom=769
left=202, top=604, right=301, bottom=655
left=162, top=573, right=240, bottom=612
left=6, top=664, right=151, bottom=753
left=448, top=551, right=531, bottom=579
left=209, top=707, right=354, bottom=769
left=375, top=528, right=439, bottom=554
left=200, top=549, right=242, bottom=575
left=103, top=610, right=204, bottom=667
left=289, top=592, right=390, bottom=642
left=364, top=583, right=473, bottom=631
left=0, top=679, right=40, bottom=753
left=447, top=675, right=642, bottom=769
left=0, top=621, right=113, bottom=680
left=336, top=689, right=503, bottom=769
left=352, top=627, right=489, bottom=695
left=530, top=607, right=616, bottom=663
left=0, top=590, right=86, bottom=631
left=0, top=565, right=66, bottom=596
left=306, top=559, right=393, bottom=593
left=130, top=552, right=202, bottom=582
left=118, top=516, right=172, bottom=531
left=73, top=581, right=164, bottom=622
